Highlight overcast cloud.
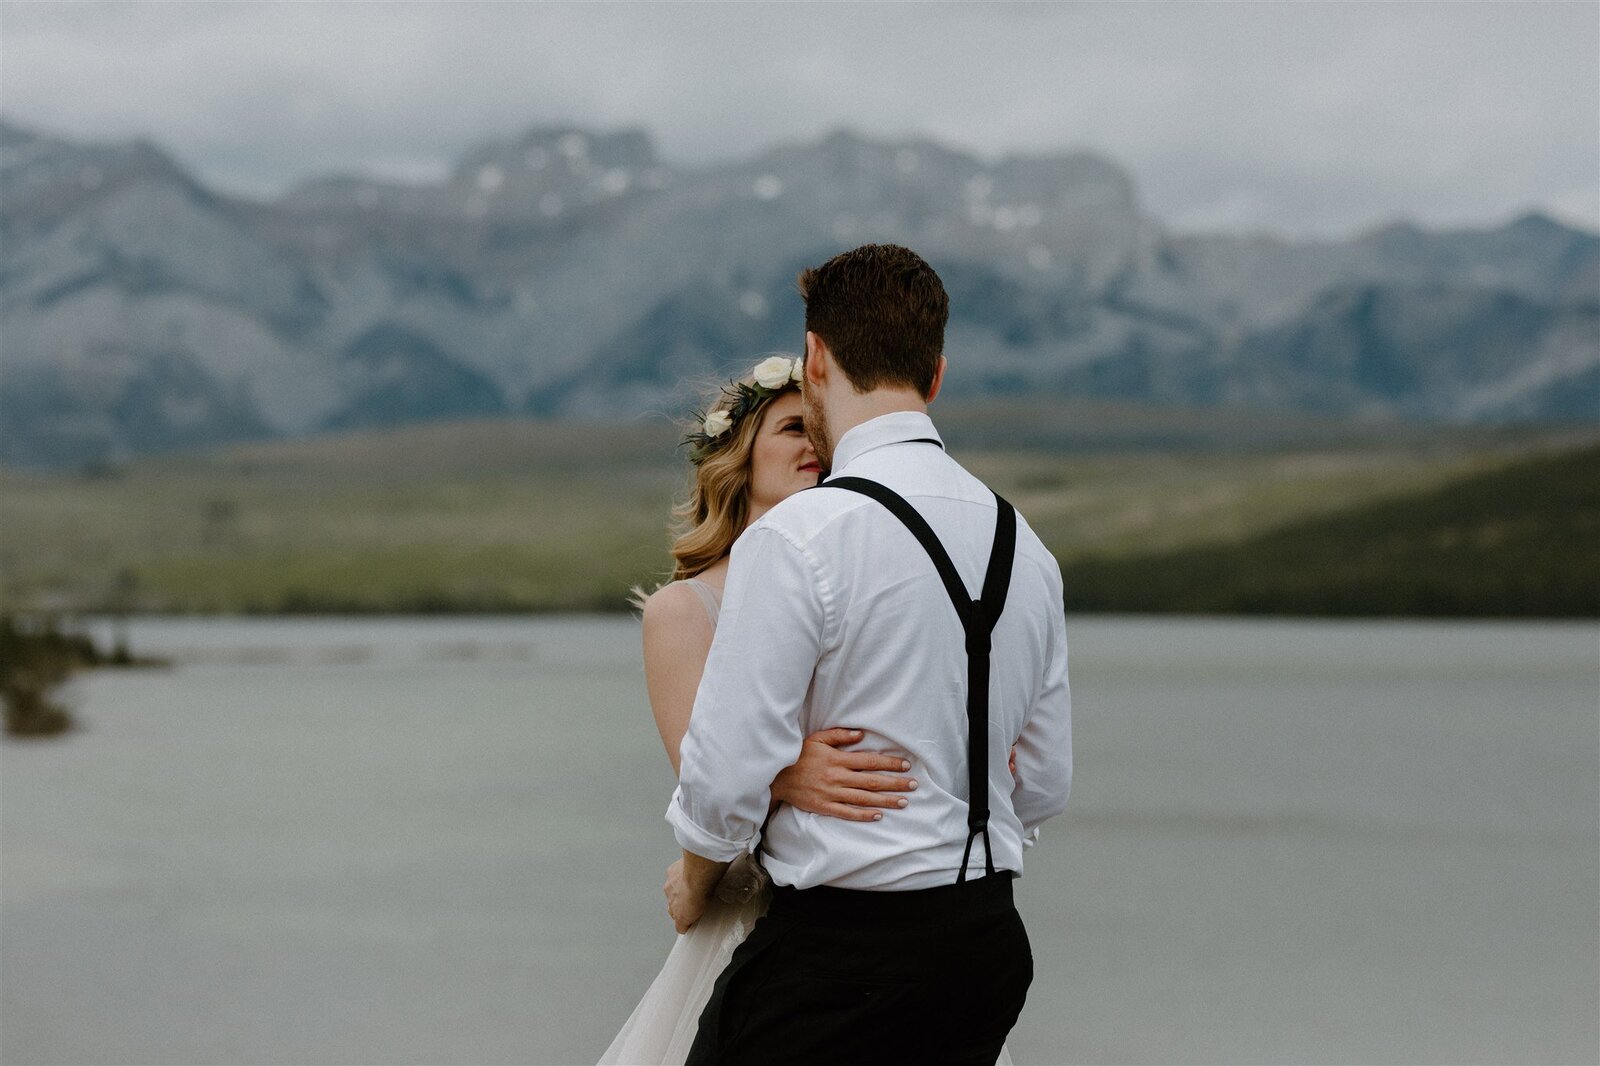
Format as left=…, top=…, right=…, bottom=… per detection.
left=1, top=1, right=1594, bottom=238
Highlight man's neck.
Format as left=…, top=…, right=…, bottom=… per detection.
left=826, top=389, right=929, bottom=447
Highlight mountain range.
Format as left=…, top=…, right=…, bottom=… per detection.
left=1, top=117, right=1595, bottom=468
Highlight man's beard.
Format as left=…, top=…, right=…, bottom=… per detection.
left=802, top=386, right=833, bottom=474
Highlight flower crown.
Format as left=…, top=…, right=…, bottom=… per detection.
left=682, top=355, right=805, bottom=464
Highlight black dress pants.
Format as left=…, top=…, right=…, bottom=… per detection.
left=685, top=872, right=1032, bottom=1066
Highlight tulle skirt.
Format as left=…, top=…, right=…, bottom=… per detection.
left=598, top=891, right=767, bottom=1065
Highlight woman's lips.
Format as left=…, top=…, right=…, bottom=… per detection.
left=799, top=462, right=821, bottom=473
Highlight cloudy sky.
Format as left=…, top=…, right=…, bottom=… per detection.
left=2, top=1, right=1595, bottom=238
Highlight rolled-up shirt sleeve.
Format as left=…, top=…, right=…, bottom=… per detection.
left=666, top=522, right=829, bottom=861
left=1010, top=561, right=1072, bottom=839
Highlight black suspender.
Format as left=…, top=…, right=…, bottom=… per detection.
left=821, top=476, right=1018, bottom=883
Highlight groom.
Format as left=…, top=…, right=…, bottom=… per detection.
left=665, top=244, right=1073, bottom=1065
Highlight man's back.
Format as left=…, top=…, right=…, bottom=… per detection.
left=672, top=242, right=1064, bottom=1066
left=669, top=410, right=1073, bottom=891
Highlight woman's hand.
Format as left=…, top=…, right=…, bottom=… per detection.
left=771, top=727, right=917, bottom=822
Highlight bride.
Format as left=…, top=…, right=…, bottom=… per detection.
left=601, top=356, right=1014, bottom=1065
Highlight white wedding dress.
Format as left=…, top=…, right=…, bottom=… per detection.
left=598, top=859, right=770, bottom=1064
left=599, top=578, right=1014, bottom=1066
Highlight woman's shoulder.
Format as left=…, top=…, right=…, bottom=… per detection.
left=642, top=579, right=716, bottom=628
left=641, top=582, right=718, bottom=663
left=642, top=579, right=695, bottom=613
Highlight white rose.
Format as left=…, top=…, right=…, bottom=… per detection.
left=752, top=355, right=793, bottom=391
left=703, top=410, right=733, bottom=437
left=790, top=357, right=804, bottom=383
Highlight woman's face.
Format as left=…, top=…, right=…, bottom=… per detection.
left=748, top=391, right=821, bottom=514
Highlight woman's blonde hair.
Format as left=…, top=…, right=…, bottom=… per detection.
left=631, top=364, right=802, bottom=607
left=671, top=367, right=801, bottom=578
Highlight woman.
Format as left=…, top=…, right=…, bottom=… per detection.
left=600, top=356, right=920, bottom=1064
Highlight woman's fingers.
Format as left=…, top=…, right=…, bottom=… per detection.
left=801, top=731, right=914, bottom=776
left=831, top=787, right=912, bottom=809
left=791, top=732, right=918, bottom=820
left=822, top=770, right=915, bottom=802
left=832, top=770, right=916, bottom=793
left=836, top=750, right=912, bottom=772
left=804, top=727, right=864, bottom=747
left=811, top=778, right=915, bottom=819
left=820, top=803, right=888, bottom=822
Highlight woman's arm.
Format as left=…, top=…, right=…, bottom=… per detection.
left=643, top=582, right=917, bottom=815
left=641, top=583, right=716, bottom=777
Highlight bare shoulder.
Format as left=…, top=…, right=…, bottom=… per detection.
left=641, top=581, right=715, bottom=681
left=642, top=581, right=710, bottom=633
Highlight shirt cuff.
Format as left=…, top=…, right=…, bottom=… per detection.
left=1021, top=824, right=1041, bottom=850
left=665, top=790, right=752, bottom=863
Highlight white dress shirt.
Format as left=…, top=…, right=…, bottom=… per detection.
left=667, top=411, right=1072, bottom=891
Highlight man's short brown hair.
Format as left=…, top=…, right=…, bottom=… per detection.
left=797, top=244, right=949, bottom=398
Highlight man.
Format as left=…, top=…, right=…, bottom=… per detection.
left=664, top=244, right=1073, bottom=1065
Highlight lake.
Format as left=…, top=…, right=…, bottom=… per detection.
left=2, top=616, right=1596, bottom=1064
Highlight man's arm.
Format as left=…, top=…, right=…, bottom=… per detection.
left=1010, top=560, right=1072, bottom=842
left=665, top=522, right=829, bottom=880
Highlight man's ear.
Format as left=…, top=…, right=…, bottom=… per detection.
left=804, top=332, right=828, bottom=387
left=925, top=355, right=948, bottom=404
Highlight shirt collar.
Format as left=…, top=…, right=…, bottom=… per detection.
left=826, top=411, right=944, bottom=475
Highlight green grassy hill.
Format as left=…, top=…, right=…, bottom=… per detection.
left=1, top=409, right=1593, bottom=616
left=1065, top=443, right=1600, bottom=617
left=0, top=419, right=683, bottom=614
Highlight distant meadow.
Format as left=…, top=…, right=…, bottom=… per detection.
left=1, top=405, right=1594, bottom=619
